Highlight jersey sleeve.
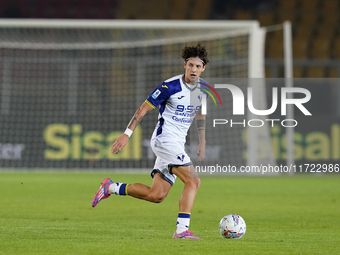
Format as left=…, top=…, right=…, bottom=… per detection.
left=197, top=92, right=208, bottom=109
left=145, top=83, right=171, bottom=108
left=198, top=79, right=209, bottom=109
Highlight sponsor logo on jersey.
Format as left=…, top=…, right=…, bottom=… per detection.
left=161, top=85, right=168, bottom=89
left=178, top=96, right=185, bottom=99
left=151, top=89, right=161, bottom=99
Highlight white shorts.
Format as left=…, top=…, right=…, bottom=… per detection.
left=150, top=136, right=192, bottom=185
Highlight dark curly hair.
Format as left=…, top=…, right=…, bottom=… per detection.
left=181, top=43, right=209, bottom=66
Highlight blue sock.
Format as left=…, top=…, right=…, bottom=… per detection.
left=109, top=182, right=128, bottom=196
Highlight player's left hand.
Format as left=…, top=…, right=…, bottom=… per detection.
left=111, top=134, right=129, bottom=154
left=197, top=142, right=205, bottom=162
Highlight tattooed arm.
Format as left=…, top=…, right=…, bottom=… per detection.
left=111, top=102, right=154, bottom=154
left=195, top=108, right=206, bottom=162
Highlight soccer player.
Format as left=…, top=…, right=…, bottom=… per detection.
left=92, top=43, right=209, bottom=239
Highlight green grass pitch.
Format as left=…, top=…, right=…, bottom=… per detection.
left=0, top=172, right=339, bottom=255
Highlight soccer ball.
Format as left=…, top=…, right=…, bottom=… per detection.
left=219, top=214, right=246, bottom=239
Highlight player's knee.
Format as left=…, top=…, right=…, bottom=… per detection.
left=192, top=177, right=201, bottom=190
left=147, top=193, right=166, bottom=203
left=186, top=177, right=200, bottom=190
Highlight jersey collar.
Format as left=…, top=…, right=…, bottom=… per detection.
left=181, top=75, right=199, bottom=91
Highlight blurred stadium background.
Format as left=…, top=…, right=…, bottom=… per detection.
left=0, top=0, right=339, bottom=78
left=0, top=0, right=339, bottom=171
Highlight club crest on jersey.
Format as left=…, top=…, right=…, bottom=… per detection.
left=152, top=89, right=161, bottom=99
left=177, top=154, right=185, bottom=162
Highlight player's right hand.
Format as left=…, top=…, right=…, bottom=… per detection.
left=111, top=134, right=129, bottom=154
